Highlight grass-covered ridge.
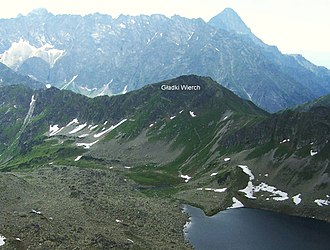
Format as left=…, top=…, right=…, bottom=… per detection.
left=0, top=74, right=330, bottom=239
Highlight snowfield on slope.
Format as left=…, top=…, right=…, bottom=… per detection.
left=292, top=194, right=302, bottom=205
left=0, top=235, right=6, bottom=246
left=189, top=111, right=197, bottom=117
left=227, top=197, right=244, bottom=209
left=94, top=119, right=127, bottom=138
left=180, top=175, right=192, bottom=183
left=76, top=140, right=99, bottom=149
left=238, top=165, right=289, bottom=202
left=314, top=195, right=330, bottom=206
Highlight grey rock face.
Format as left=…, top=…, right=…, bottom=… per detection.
left=0, top=9, right=329, bottom=112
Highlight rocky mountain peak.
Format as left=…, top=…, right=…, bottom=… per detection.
left=208, top=7, right=252, bottom=35
left=27, top=8, right=52, bottom=17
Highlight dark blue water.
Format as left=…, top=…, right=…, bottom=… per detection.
left=184, top=205, right=330, bottom=250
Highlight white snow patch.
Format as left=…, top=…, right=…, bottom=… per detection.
left=227, top=197, right=244, bottom=209
left=310, top=150, right=318, bottom=156
left=314, top=198, right=330, bottom=207
left=22, top=95, right=36, bottom=128
left=238, top=166, right=256, bottom=198
left=74, top=155, right=82, bottom=162
left=238, top=165, right=254, bottom=180
left=76, top=140, right=99, bottom=149
left=187, top=32, right=194, bottom=41
left=0, top=235, right=6, bottom=246
left=272, top=194, right=289, bottom=201
left=210, top=172, right=218, bottom=177
left=90, top=125, right=98, bottom=131
left=0, top=39, right=65, bottom=69
left=50, top=127, right=64, bottom=136
left=243, top=87, right=252, bottom=101
left=189, top=111, right=197, bottom=117
left=238, top=165, right=288, bottom=201
left=69, top=123, right=87, bottom=134
left=119, top=23, right=126, bottom=28
left=280, top=138, right=290, bottom=144
left=170, top=116, right=176, bottom=120
left=81, top=86, right=93, bottom=91
left=96, top=81, right=113, bottom=97
left=66, top=118, right=79, bottom=127
left=254, top=182, right=289, bottom=201
left=292, top=194, right=302, bottom=205
left=32, top=209, right=42, bottom=215
left=122, top=85, right=128, bottom=94
left=224, top=158, right=231, bottom=162
left=49, top=124, right=61, bottom=135
left=78, top=134, right=89, bottom=138
left=214, top=188, right=227, bottom=193
left=60, top=75, right=78, bottom=90
left=201, top=187, right=227, bottom=192
left=239, top=181, right=256, bottom=199
left=30, top=95, right=36, bottom=106
left=94, top=119, right=127, bottom=138
left=147, top=32, right=159, bottom=44
left=180, top=175, right=191, bottom=183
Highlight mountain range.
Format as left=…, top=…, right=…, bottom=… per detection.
left=0, top=8, right=329, bottom=112
left=0, top=7, right=330, bottom=249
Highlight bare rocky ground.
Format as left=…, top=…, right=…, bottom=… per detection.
left=0, top=166, right=190, bottom=249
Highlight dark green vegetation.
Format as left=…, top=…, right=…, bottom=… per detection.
left=0, top=75, right=329, bottom=249
left=295, top=93, right=330, bottom=111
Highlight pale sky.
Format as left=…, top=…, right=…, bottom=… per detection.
left=0, top=0, right=329, bottom=68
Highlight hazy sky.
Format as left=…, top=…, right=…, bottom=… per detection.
left=0, top=0, right=329, bottom=68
